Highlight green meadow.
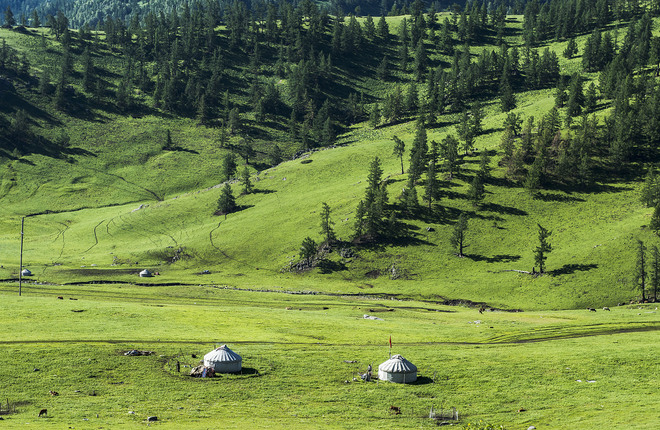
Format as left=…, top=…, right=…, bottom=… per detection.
left=0, top=287, right=658, bottom=429
left=1, top=9, right=660, bottom=429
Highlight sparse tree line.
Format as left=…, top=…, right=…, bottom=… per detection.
left=634, top=239, right=660, bottom=302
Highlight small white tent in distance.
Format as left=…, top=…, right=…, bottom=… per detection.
left=204, top=345, right=242, bottom=373
left=378, top=354, right=417, bottom=383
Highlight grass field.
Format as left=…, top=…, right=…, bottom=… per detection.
left=0, top=287, right=658, bottom=429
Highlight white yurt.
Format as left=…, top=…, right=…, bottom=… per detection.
left=204, top=345, right=242, bottom=373
left=139, top=269, right=152, bottom=277
left=21, top=269, right=32, bottom=276
left=378, top=354, right=417, bottom=383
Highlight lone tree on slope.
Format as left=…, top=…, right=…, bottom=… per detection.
left=534, top=224, right=552, bottom=274
left=450, top=213, right=468, bottom=257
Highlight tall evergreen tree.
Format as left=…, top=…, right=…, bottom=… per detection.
left=222, top=153, right=237, bottom=180
left=319, top=202, right=336, bottom=244
left=424, top=160, right=439, bottom=208
left=440, top=134, right=460, bottom=179
left=650, top=245, right=660, bottom=302
left=534, top=224, right=552, bottom=274
left=392, top=135, right=405, bottom=174
left=217, top=183, right=237, bottom=215
left=450, top=212, right=468, bottom=257
left=467, top=174, right=485, bottom=208
left=241, top=166, right=252, bottom=195
left=635, top=239, right=647, bottom=301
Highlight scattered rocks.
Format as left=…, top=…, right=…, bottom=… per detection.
left=124, top=350, right=153, bottom=356
left=363, top=314, right=383, bottom=321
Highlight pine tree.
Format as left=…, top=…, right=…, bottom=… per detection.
left=352, top=200, right=366, bottom=239
left=478, top=150, right=491, bottom=181
left=377, top=55, right=389, bottom=81
left=500, top=76, right=516, bottom=112
left=270, top=144, right=283, bottom=165
left=457, top=109, right=475, bottom=154
left=566, top=73, right=584, bottom=118
left=584, top=83, right=598, bottom=113
left=650, top=203, right=660, bottom=234
left=534, top=224, right=552, bottom=274
left=440, top=134, right=460, bottom=179
left=363, top=156, right=387, bottom=238
left=222, top=153, right=237, bottom=180
left=413, top=39, right=427, bottom=81
left=525, top=155, right=543, bottom=194
left=299, top=237, right=318, bottom=265
left=640, top=165, right=659, bottom=207
left=31, top=9, right=40, bottom=27
left=563, top=37, right=578, bottom=59
left=650, top=245, right=659, bottom=302
left=450, top=213, right=468, bottom=257
left=241, top=166, right=252, bottom=195
left=392, top=135, right=405, bottom=174
left=217, top=183, right=237, bottom=215
left=369, top=103, right=381, bottom=128
left=635, top=239, right=647, bottom=301
left=467, top=174, right=485, bottom=208
left=4, top=6, right=15, bottom=27
left=319, top=202, right=336, bottom=244
left=424, top=161, right=439, bottom=208
left=402, top=181, right=419, bottom=214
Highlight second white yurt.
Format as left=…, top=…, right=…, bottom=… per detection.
left=378, top=354, right=417, bottom=383
left=203, top=345, right=242, bottom=373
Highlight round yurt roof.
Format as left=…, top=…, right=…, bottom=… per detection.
left=21, top=269, right=32, bottom=276
left=204, top=345, right=241, bottom=363
left=378, top=354, right=417, bottom=373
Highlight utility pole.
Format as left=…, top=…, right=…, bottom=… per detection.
left=19, top=217, right=24, bottom=296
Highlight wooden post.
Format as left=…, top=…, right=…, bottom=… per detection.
left=19, top=217, right=24, bottom=296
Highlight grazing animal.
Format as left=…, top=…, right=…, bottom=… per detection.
left=69, top=297, right=77, bottom=300
left=587, top=308, right=596, bottom=312
left=57, top=296, right=63, bottom=300
left=603, top=307, right=610, bottom=311
left=518, top=408, right=526, bottom=413
left=38, top=409, right=47, bottom=417
left=49, top=391, right=59, bottom=396
left=390, top=406, right=401, bottom=415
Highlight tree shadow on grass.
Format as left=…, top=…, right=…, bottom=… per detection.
left=465, top=254, right=521, bottom=263
left=480, top=202, right=528, bottom=216
left=250, top=188, right=276, bottom=194
left=317, top=259, right=348, bottom=274
left=535, top=191, right=586, bottom=203
left=548, top=263, right=598, bottom=276
left=163, top=146, right=199, bottom=154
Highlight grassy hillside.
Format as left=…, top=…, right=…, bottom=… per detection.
left=1, top=14, right=659, bottom=312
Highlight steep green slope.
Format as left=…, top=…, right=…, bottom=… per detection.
left=1, top=11, right=659, bottom=311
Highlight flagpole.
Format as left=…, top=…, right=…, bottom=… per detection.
left=389, top=335, right=392, bottom=358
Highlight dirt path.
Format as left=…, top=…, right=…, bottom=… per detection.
left=0, top=323, right=657, bottom=346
